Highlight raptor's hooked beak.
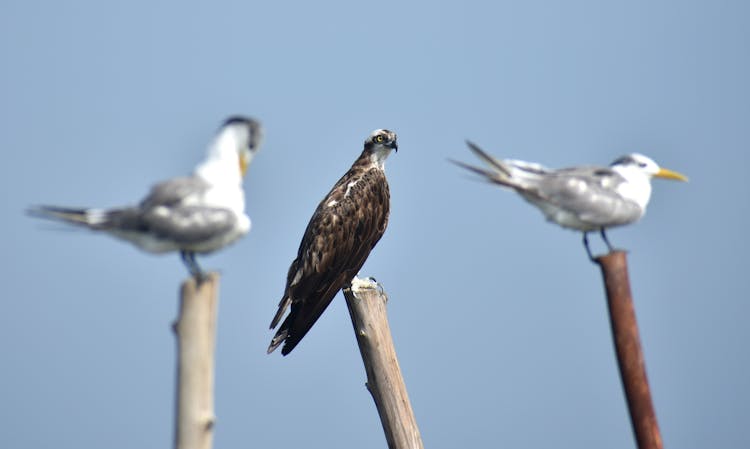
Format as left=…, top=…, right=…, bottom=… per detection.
left=655, top=167, right=688, bottom=182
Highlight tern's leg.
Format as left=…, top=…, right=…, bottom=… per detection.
left=600, top=229, right=614, bottom=253
left=180, top=251, right=206, bottom=283
left=583, top=232, right=595, bottom=261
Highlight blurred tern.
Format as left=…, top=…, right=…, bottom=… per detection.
left=29, top=116, right=263, bottom=279
left=452, top=142, right=687, bottom=259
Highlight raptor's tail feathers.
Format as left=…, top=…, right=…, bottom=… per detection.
left=267, top=296, right=291, bottom=354
left=267, top=328, right=288, bottom=354
left=269, top=296, right=291, bottom=330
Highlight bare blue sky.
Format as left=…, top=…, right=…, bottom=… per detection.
left=2, top=1, right=749, bottom=448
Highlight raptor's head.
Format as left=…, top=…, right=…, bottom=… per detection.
left=364, top=129, right=397, bottom=167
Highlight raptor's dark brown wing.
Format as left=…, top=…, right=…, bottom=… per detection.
left=268, top=166, right=390, bottom=355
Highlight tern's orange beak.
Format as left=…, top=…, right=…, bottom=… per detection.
left=240, top=152, right=249, bottom=177
left=655, top=167, right=688, bottom=182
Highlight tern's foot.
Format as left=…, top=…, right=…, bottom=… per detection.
left=605, top=247, right=628, bottom=257
left=195, top=274, right=206, bottom=285
left=191, top=270, right=221, bottom=287
left=191, top=270, right=208, bottom=285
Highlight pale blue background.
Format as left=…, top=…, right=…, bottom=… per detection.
left=2, top=1, right=748, bottom=448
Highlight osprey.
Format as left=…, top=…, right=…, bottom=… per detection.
left=452, top=142, right=687, bottom=259
left=28, top=116, right=263, bottom=279
left=268, top=129, right=397, bottom=355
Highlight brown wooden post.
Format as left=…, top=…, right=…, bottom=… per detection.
left=343, top=277, right=424, bottom=449
left=596, top=252, right=663, bottom=449
left=173, top=273, right=220, bottom=449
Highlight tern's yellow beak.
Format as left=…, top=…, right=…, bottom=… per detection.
left=655, top=167, right=688, bottom=182
left=240, top=152, right=250, bottom=177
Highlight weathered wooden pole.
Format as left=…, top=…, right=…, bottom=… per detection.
left=343, top=277, right=424, bottom=449
left=173, top=273, right=220, bottom=449
left=595, top=251, right=663, bottom=449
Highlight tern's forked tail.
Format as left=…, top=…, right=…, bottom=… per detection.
left=27, top=205, right=111, bottom=229
left=450, top=141, right=517, bottom=188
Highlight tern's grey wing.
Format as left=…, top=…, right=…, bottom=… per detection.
left=139, top=206, right=237, bottom=245
left=531, top=167, right=643, bottom=226
left=140, top=176, right=210, bottom=209
left=114, top=175, right=236, bottom=245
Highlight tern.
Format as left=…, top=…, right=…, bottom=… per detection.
left=29, top=116, right=263, bottom=279
left=452, top=141, right=687, bottom=259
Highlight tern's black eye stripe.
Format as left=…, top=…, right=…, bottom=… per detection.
left=610, top=156, right=632, bottom=166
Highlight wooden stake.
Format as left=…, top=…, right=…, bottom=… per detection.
left=596, top=252, right=663, bottom=449
left=173, top=273, right=220, bottom=449
left=343, top=277, right=424, bottom=449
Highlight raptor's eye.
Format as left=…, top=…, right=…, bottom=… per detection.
left=638, top=162, right=647, bottom=168
left=374, top=134, right=385, bottom=143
